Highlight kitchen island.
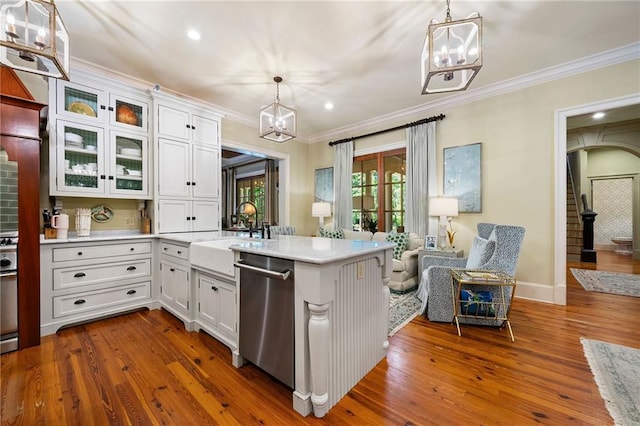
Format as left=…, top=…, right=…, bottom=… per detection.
left=229, top=236, right=394, bottom=418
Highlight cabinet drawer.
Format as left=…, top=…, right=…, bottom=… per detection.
left=53, top=282, right=151, bottom=318
left=53, top=241, right=152, bottom=262
left=53, top=258, right=151, bottom=290
left=159, top=242, right=189, bottom=261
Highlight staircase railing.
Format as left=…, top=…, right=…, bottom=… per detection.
left=566, top=157, right=582, bottom=225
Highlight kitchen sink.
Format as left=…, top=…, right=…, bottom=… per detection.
left=189, top=239, right=247, bottom=278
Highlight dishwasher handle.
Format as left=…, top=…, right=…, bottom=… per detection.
left=234, top=259, right=291, bottom=281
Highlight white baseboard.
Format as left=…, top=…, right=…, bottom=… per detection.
left=514, top=281, right=557, bottom=304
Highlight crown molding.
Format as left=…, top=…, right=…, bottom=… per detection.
left=307, top=42, right=640, bottom=144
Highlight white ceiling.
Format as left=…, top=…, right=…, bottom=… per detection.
left=56, top=1, right=640, bottom=141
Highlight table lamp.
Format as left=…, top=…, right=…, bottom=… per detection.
left=237, top=201, right=257, bottom=228
left=311, top=202, right=331, bottom=229
left=429, top=197, right=459, bottom=249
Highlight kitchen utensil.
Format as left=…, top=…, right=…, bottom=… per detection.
left=51, top=213, right=69, bottom=239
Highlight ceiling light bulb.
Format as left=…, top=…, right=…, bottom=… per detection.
left=187, top=29, right=201, bottom=40
left=592, top=112, right=605, bottom=119
left=35, top=28, right=46, bottom=48
left=5, top=13, right=17, bottom=38
left=324, top=102, right=334, bottom=110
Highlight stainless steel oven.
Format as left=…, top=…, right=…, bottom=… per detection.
left=0, top=234, right=18, bottom=354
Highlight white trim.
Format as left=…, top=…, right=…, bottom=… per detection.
left=554, top=93, right=640, bottom=306
left=514, top=282, right=555, bottom=305
left=309, top=43, right=640, bottom=144
left=354, top=140, right=406, bottom=157
left=221, top=138, right=291, bottom=226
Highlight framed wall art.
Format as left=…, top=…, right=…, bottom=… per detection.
left=314, top=167, right=334, bottom=204
left=443, top=142, right=482, bottom=213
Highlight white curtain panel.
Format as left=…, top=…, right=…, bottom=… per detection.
left=333, top=141, right=354, bottom=230
left=264, top=159, right=277, bottom=224
left=405, top=121, right=438, bottom=237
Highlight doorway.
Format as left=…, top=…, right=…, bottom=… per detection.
left=555, top=94, right=640, bottom=305
left=221, top=141, right=290, bottom=228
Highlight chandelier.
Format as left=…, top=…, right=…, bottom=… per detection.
left=0, top=0, right=69, bottom=80
left=259, top=76, right=297, bottom=143
left=421, top=0, right=482, bottom=94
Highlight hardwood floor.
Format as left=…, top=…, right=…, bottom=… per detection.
left=2, top=252, right=638, bottom=425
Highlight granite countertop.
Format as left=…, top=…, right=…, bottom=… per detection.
left=39, top=230, right=249, bottom=245
left=229, top=235, right=395, bottom=264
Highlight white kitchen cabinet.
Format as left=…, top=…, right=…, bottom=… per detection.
left=195, top=271, right=237, bottom=346
left=158, top=241, right=192, bottom=326
left=48, top=71, right=152, bottom=199
left=157, top=199, right=219, bottom=233
left=40, top=239, right=155, bottom=336
left=55, top=78, right=149, bottom=132
left=157, top=138, right=220, bottom=199
left=157, top=104, right=219, bottom=146
left=51, top=120, right=150, bottom=197
left=152, top=92, right=224, bottom=233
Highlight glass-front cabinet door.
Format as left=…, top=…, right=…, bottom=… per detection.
left=55, top=120, right=105, bottom=194
left=110, top=94, right=148, bottom=132
left=109, top=131, right=148, bottom=196
left=56, top=81, right=107, bottom=124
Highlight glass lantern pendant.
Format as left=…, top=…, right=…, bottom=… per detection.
left=0, top=0, right=70, bottom=80
left=421, top=0, right=482, bottom=94
left=259, top=76, right=297, bottom=143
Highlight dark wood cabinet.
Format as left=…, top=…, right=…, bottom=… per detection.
left=1, top=66, right=46, bottom=349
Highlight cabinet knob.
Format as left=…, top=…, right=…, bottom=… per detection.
left=186, top=217, right=191, bottom=221
left=191, top=181, right=196, bottom=186
left=177, top=250, right=182, bottom=255
left=126, top=266, right=136, bottom=271
left=73, top=272, right=86, bottom=278
left=192, top=126, right=196, bottom=130
left=74, top=299, right=86, bottom=305
left=100, top=175, right=106, bottom=180
left=77, top=251, right=83, bottom=256
left=170, top=268, right=175, bottom=272
left=211, top=286, right=218, bottom=292
left=108, top=106, right=114, bottom=111
left=126, top=289, right=137, bottom=295
left=108, top=176, right=114, bottom=180
left=191, top=216, right=196, bottom=221
left=100, top=105, right=106, bottom=110
left=130, top=247, right=135, bottom=251
left=186, top=182, right=191, bottom=186
left=163, top=247, right=168, bottom=251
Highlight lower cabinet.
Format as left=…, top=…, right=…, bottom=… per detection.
left=158, top=241, right=191, bottom=325
left=194, top=270, right=237, bottom=348
left=40, top=239, right=155, bottom=336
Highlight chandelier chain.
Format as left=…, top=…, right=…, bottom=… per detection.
left=445, top=0, right=451, bottom=22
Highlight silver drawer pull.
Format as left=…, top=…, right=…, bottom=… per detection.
left=126, top=266, right=136, bottom=271
left=126, top=289, right=137, bottom=295
left=74, top=272, right=86, bottom=278
left=74, top=299, right=86, bottom=305
left=234, top=260, right=291, bottom=281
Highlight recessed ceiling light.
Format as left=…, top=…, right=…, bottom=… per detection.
left=592, top=112, right=605, bottom=119
left=324, top=102, right=334, bottom=110
left=187, top=29, right=201, bottom=40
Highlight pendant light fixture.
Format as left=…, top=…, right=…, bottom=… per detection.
left=259, top=76, right=297, bottom=143
left=421, top=0, right=482, bottom=94
left=0, top=0, right=70, bottom=80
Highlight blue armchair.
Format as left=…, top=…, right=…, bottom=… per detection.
left=416, top=223, right=526, bottom=325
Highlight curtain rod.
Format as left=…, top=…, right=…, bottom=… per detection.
left=328, top=113, right=445, bottom=147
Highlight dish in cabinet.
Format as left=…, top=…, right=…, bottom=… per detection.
left=91, top=205, right=114, bottom=223
left=68, top=101, right=97, bottom=117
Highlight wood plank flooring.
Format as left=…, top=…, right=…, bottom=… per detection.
left=2, top=251, right=638, bottom=425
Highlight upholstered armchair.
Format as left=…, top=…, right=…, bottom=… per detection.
left=416, top=223, right=526, bottom=325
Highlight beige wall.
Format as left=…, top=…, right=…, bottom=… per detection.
left=305, top=59, right=640, bottom=297
left=587, top=148, right=640, bottom=176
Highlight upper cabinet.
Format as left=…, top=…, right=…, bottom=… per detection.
left=56, top=80, right=149, bottom=132
left=48, top=71, right=152, bottom=199
left=152, top=92, right=224, bottom=233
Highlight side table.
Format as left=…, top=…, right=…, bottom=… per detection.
left=417, top=248, right=464, bottom=283
left=450, top=269, right=517, bottom=341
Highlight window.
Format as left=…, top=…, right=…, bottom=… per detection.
left=352, top=148, right=406, bottom=232
left=236, top=175, right=265, bottom=225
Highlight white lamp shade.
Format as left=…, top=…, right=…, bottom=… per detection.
left=429, top=197, right=459, bottom=217
left=311, top=202, right=331, bottom=218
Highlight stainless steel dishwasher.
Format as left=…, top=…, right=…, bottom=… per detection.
left=235, top=253, right=295, bottom=388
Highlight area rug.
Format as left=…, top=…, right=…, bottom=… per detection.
left=570, top=269, right=640, bottom=298
left=581, top=338, right=640, bottom=425
left=388, top=289, right=422, bottom=336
